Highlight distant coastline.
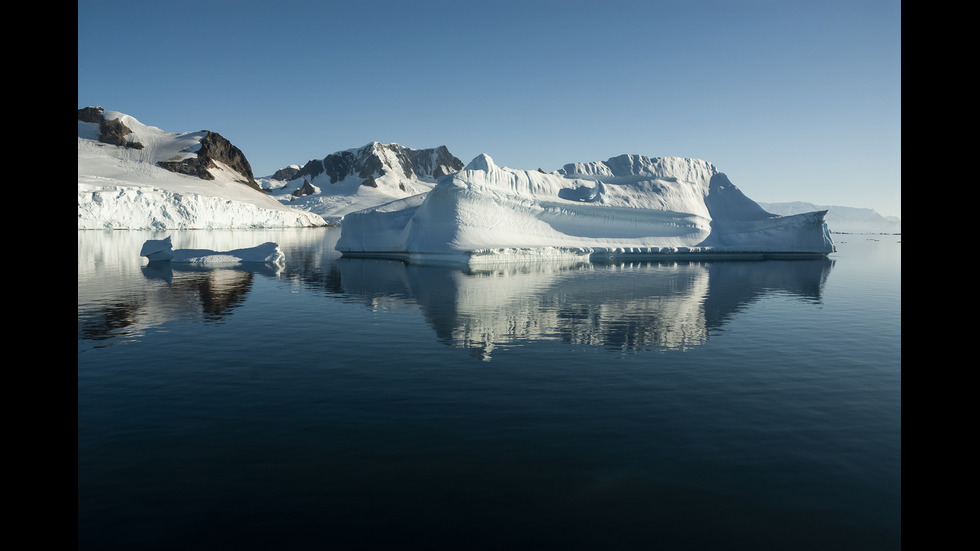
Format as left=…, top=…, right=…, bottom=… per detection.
left=759, top=201, right=900, bottom=235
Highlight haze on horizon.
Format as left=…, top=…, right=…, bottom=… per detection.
left=77, top=0, right=901, bottom=218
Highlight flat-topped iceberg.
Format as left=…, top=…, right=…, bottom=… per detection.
left=140, top=236, right=285, bottom=266
left=336, top=154, right=836, bottom=265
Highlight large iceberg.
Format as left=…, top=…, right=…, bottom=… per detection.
left=336, top=154, right=836, bottom=266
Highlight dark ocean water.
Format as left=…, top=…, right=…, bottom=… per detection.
left=78, top=228, right=900, bottom=550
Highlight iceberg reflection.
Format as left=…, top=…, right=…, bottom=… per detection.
left=79, top=264, right=266, bottom=348
left=334, top=256, right=834, bottom=360
left=78, top=228, right=834, bottom=357
left=78, top=229, right=291, bottom=349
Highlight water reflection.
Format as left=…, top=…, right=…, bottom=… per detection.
left=334, top=256, right=833, bottom=359
left=78, top=228, right=834, bottom=357
left=79, top=261, right=271, bottom=348
left=78, top=229, right=314, bottom=349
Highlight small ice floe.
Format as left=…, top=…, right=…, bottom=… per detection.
left=140, top=236, right=285, bottom=266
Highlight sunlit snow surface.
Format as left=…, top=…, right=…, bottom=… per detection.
left=79, top=110, right=835, bottom=263
left=336, top=154, right=836, bottom=266
left=258, top=142, right=458, bottom=225
left=77, top=110, right=326, bottom=230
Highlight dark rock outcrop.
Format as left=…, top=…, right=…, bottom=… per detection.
left=157, top=131, right=262, bottom=192
left=77, top=106, right=104, bottom=124
left=79, top=106, right=260, bottom=191
left=279, top=142, right=464, bottom=188
left=416, top=145, right=466, bottom=179
left=78, top=106, right=143, bottom=149
left=292, top=179, right=318, bottom=197
left=272, top=165, right=302, bottom=181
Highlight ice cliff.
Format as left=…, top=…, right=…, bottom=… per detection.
left=336, top=154, right=836, bottom=265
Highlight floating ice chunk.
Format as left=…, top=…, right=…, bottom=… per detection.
left=139, top=236, right=175, bottom=261
left=140, top=236, right=285, bottom=265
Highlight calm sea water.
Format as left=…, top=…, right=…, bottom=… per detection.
left=78, top=228, right=901, bottom=550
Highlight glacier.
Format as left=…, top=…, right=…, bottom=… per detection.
left=336, top=153, right=836, bottom=266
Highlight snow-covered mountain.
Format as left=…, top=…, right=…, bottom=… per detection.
left=78, top=107, right=326, bottom=230
left=77, top=107, right=897, bottom=238
left=337, top=153, right=836, bottom=266
left=259, top=142, right=464, bottom=225
left=758, top=201, right=901, bottom=234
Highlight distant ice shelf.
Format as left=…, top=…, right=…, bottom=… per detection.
left=336, top=153, right=836, bottom=266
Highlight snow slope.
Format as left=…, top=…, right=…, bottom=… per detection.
left=78, top=109, right=326, bottom=230
left=77, top=108, right=868, bottom=249
left=336, top=154, right=836, bottom=265
left=259, top=142, right=464, bottom=225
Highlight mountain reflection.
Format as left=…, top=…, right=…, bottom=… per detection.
left=334, top=256, right=834, bottom=359
left=78, top=228, right=834, bottom=357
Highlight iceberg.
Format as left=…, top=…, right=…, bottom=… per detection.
left=336, top=154, right=836, bottom=266
left=140, top=236, right=285, bottom=266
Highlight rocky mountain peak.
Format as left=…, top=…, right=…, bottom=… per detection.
left=157, top=131, right=261, bottom=192
left=78, top=106, right=260, bottom=192
left=77, top=106, right=144, bottom=150
left=275, top=142, right=464, bottom=190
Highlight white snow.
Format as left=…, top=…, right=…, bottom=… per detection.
left=258, top=142, right=448, bottom=225
left=139, top=235, right=285, bottom=265
left=78, top=109, right=848, bottom=266
left=336, top=154, right=836, bottom=266
left=78, top=110, right=327, bottom=230
left=260, top=176, right=430, bottom=226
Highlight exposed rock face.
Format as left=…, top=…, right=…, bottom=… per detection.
left=279, top=142, right=464, bottom=188
left=79, top=106, right=260, bottom=192
left=77, top=106, right=104, bottom=124
left=78, top=106, right=143, bottom=149
left=292, top=179, right=318, bottom=197
left=157, top=131, right=262, bottom=192
left=272, top=165, right=302, bottom=181
left=418, top=145, right=466, bottom=179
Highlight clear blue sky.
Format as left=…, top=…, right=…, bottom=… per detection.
left=78, top=0, right=901, bottom=217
